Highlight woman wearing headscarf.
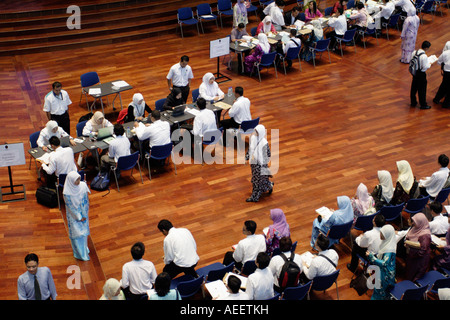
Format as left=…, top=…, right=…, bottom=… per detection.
left=265, top=208, right=290, bottom=255
left=310, top=196, right=353, bottom=249
left=199, top=73, right=225, bottom=102
left=366, top=224, right=397, bottom=300
left=82, top=111, right=113, bottom=137
left=400, top=13, right=420, bottom=64
left=63, top=171, right=91, bottom=261
left=301, top=19, right=324, bottom=61
left=391, top=160, right=419, bottom=205
left=433, top=41, right=450, bottom=108
left=245, top=124, right=273, bottom=202
left=404, top=212, right=432, bottom=281
left=372, top=170, right=395, bottom=211
left=256, top=15, right=277, bottom=35
left=37, top=120, right=76, bottom=151
left=163, top=87, right=184, bottom=111
left=124, top=93, right=152, bottom=123
left=244, top=33, right=272, bottom=74
left=233, top=0, right=248, bottom=27
left=351, top=183, right=376, bottom=221
left=432, top=226, right=450, bottom=271
left=99, top=278, right=126, bottom=300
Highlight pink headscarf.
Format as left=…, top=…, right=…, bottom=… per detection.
left=268, top=208, right=290, bottom=238
left=354, top=183, right=372, bottom=214
left=406, top=212, right=431, bottom=242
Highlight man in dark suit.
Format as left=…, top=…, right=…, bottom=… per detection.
left=283, top=6, right=302, bottom=28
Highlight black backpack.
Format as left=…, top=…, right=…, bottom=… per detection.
left=278, top=252, right=301, bottom=290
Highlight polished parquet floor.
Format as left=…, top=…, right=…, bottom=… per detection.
left=0, top=0, right=449, bottom=301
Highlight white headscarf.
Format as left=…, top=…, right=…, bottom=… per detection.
left=131, top=93, right=145, bottom=118
left=377, top=224, right=397, bottom=255
left=443, top=41, right=450, bottom=53
left=101, top=278, right=122, bottom=300
left=257, top=33, right=270, bottom=54
left=262, top=16, right=273, bottom=34
left=201, top=73, right=220, bottom=98
left=63, top=171, right=90, bottom=208
left=311, top=19, right=323, bottom=39
left=45, top=120, right=59, bottom=136
left=248, top=124, right=269, bottom=165
left=378, top=170, right=394, bottom=203
left=396, top=160, right=414, bottom=193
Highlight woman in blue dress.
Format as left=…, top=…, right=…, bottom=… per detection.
left=366, top=224, right=397, bottom=300
left=310, top=196, right=353, bottom=249
left=63, top=171, right=91, bottom=261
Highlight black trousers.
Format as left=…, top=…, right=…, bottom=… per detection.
left=173, top=85, right=190, bottom=104
left=348, top=241, right=369, bottom=271
left=326, top=30, right=343, bottom=49
left=222, top=251, right=243, bottom=272
left=219, top=117, right=240, bottom=145
left=163, top=261, right=198, bottom=280
left=434, top=71, right=450, bottom=108
left=51, top=111, right=71, bottom=136
left=410, top=71, right=428, bottom=107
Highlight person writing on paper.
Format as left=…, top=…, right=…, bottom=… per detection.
left=419, top=154, right=449, bottom=198
left=265, top=208, right=290, bottom=255
left=310, top=196, right=353, bottom=249
left=372, top=0, right=394, bottom=34
left=100, top=124, right=131, bottom=171
left=219, top=86, right=251, bottom=144
left=37, top=120, right=76, bottom=152
left=124, top=93, right=152, bottom=123
left=284, top=6, right=302, bottom=27
left=244, top=33, right=271, bottom=74
left=216, top=275, right=249, bottom=300
left=433, top=41, right=450, bottom=109
left=256, top=16, right=277, bottom=36
left=301, top=234, right=339, bottom=282
left=366, top=224, right=397, bottom=300
left=198, top=73, right=224, bottom=102
left=233, top=0, right=248, bottom=28
left=192, top=97, right=217, bottom=138
left=134, top=110, right=171, bottom=153
left=305, top=1, right=323, bottom=23
left=230, top=23, right=249, bottom=42
left=63, top=171, right=91, bottom=261
left=82, top=111, right=113, bottom=137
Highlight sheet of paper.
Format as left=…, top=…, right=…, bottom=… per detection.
left=205, top=280, right=229, bottom=300
left=111, top=80, right=129, bottom=88
left=36, top=152, right=51, bottom=165
left=445, top=205, right=450, bottom=214
left=214, top=101, right=232, bottom=110
left=186, top=107, right=200, bottom=116
left=315, top=206, right=334, bottom=221
left=89, top=88, right=101, bottom=95
left=300, top=251, right=315, bottom=268
left=428, top=55, right=438, bottom=64
left=431, top=234, right=447, bottom=247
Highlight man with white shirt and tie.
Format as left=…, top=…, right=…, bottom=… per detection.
left=134, top=110, right=171, bottom=154
left=166, top=55, right=194, bottom=104
left=43, top=81, right=72, bottom=135
left=419, top=154, right=450, bottom=198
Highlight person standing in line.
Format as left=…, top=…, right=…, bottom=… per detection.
left=63, top=171, right=91, bottom=261
left=410, top=40, right=433, bottom=109
left=400, top=13, right=420, bottom=64
left=433, top=41, right=450, bottom=109
left=17, top=253, right=57, bottom=300
left=166, top=55, right=194, bottom=104
left=43, top=81, right=72, bottom=135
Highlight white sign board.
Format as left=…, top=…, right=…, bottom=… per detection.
left=210, top=37, right=230, bottom=59
left=0, top=143, right=26, bottom=168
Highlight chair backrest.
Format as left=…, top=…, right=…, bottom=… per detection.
left=379, top=203, right=404, bottom=221
left=176, top=275, right=204, bottom=298
left=192, top=88, right=200, bottom=103
left=324, top=6, right=333, bottom=16
left=389, top=13, right=400, bottom=26
left=404, top=195, right=430, bottom=213
left=241, top=260, right=257, bottom=276
left=207, top=262, right=234, bottom=282
left=117, top=151, right=140, bottom=171
left=155, top=98, right=166, bottom=111
left=327, top=220, right=353, bottom=241
left=421, top=0, right=434, bottom=10
left=197, top=3, right=212, bottom=15
left=259, top=51, right=277, bottom=66
left=315, top=38, right=330, bottom=51
left=251, top=26, right=257, bottom=36
left=218, top=0, right=232, bottom=11
left=311, top=269, right=340, bottom=292
left=347, top=0, right=355, bottom=8
left=353, top=212, right=378, bottom=232
left=285, top=45, right=302, bottom=60
left=150, top=142, right=173, bottom=160
left=178, top=7, right=194, bottom=20
left=240, top=117, right=260, bottom=134
left=203, top=128, right=223, bottom=145
left=299, top=12, right=305, bottom=21
left=80, top=72, right=100, bottom=88
left=29, top=131, right=40, bottom=148
left=435, top=187, right=450, bottom=204
left=76, top=120, right=87, bottom=137
left=402, top=284, right=429, bottom=300
left=431, top=277, right=450, bottom=293
left=343, top=29, right=357, bottom=41
left=282, top=281, right=312, bottom=300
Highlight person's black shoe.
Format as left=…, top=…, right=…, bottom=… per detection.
left=433, top=98, right=440, bottom=104
left=347, top=263, right=357, bottom=273
left=410, top=102, right=417, bottom=107
left=268, top=182, right=274, bottom=194
left=420, top=105, right=431, bottom=109
left=246, top=197, right=258, bottom=202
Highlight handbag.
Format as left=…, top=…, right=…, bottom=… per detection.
left=35, top=186, right=58, bottom=208
left=350, top=271, right=369, bottom=296
left=90, top=171, right=110, bottom=191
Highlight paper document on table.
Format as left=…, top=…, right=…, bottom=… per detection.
left=431, top=234, right=447, bottom=247
left=36, top=152, right=51, bottom=165
left=294, top=20, right=305, bottom=29
left=111, top=80, right=130, bottom=88
left=186, top=107, right=200, bottom=116
left=73, top=138, right=84, bottom=144
left=223, top=272, right=247, bottom=289
left=445, top=205, right=450, bottom=214
left=315, top=206, right=334, bottom=221
left=428, top=55, right=438, bottom=64
left=205, top=280, right=229, bottom=300
left=214, top=101, right=232, bottom=110
left=89, top=88, right=101, bottom=95
left=300, top=251, right=315, bottom=268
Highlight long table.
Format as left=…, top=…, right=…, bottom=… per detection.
left=83, top=79, right=133, bottom=114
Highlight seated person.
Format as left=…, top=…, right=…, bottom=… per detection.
left=219, top=86, right=251, bottom=144
left=326, top=7, right=347, bottom=50
left=41, top=136, right=77, bottom=188
left=124, top=93, right=152, bottom=123
left=163, top=88, right=184, bottom=111
left=305, top=1, right=323, bottom=23
left=265, top=208, right=290, bottom=255
left=348, top=2, right=368, bottom=32
left=419, top=154, right=449, bottom=199
left=301, top=234, right=339, bottom=283
left=279, top=28, right=301, bottom=69
left=331, top=0, right=348, bottom=15
left=371, top=170, right=394, bottom=211
left=222, top=220, right=266, bottom=271
left=148, top=272, right=181, bottom=300
left=391, top=160, right=420, bottom=205
left=192, top=97, right=217, bottom=138
left=245, top=252, right=274, bottom=300
left=428, top=201, right=449, bottom=237
left=256, top=16, right=277, bottom=35
left=284, top=6, right=302, bottom=27
left=82, top=111, right=113, bottom=137
left=198, top=73, right=224, bottom=102
left=216, top=275, right=249, bottom=300
left=37, top=120, right=76, bottom=151
left=100, top=124, right=131, bottom=171
left=134, top=110, right=171, bottom=154
left=243, top=33, right=271, bottom=74
left=351, top=183, right=376, bottom=221
left=230, top=22, right=249, bottom=42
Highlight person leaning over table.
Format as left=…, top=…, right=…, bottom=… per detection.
left=37, top=120, right=76, bottom=152
left=18, top=253, right=57, bottom=300
left=133, top=110, right=171, bottom=154
left=100, top=124, right=131, bottom=171
left=163, top=87, right=184, bottom=111
left=219, top=86, right=251, bottom=144
left=230, top=22, right=249, bottom=42
left=43, top=81, right=72, bottom=135
left=284, top=5, right=302, bottom=27
left=256, top=16, right=277, bottom=36
left=198, top=72, right=224, bottom=102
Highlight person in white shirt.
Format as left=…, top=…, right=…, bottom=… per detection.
left=347, top=214, right=386, bottom=273
left=219, top=86, right=251, bottom=145
left=301, top=234, right=339, bottom=282
left=326, top=7, right=347, bottom=50
left=279, top=29, right=301, bottom=69
left=263, top=1, right=276, bottom=17
left=393, top=0, right=416, bottom=18
left=222, top=220, right=267, bottom=271
left=245, top=252, right=275, bottom=300
left=134, top=110, right=171, bottom=153
left=268, top=237, right=303, bottom=293
left=433, top=41, right=450, bottom=108
left=37, top=120, right=76, bottom=151
left=192, top=97, right=217, bottom=138
left=216, top=275, right=249, bottom=300
left=410, top=41, right=432, bottom=109
left=198, top=72, right=224, bottom=102
left=157, top=219, right=200, bottom=279
left=419, top=154, right=449, bottom=197
left=166, top=55, right=194, bottom=104
left=428, top=201, right=449, bottom=236
left=269, top=0, right=286, bottom=30
left=43, top=81, right=72, bottom=135
left=120, top=242, right=157, bottom=300
left=82, top=111, right=113, bottom=136
left=100, top=124, right=131, bottom=170
left=372, top=0, right=395, bottom=31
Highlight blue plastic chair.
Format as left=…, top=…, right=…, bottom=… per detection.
left=278, top=45, right=302, bottom=74
left=416, top=270, right=450, bottom=295
left=241, top=260, right=257, bottom=276
left=217, top=0, right=234, bottom=28
left=251, top=51, right=278, bottom=82
left=404, top=195, right=430, bottom=215
left=196, top=3, right=218, bottom=33
left=250, top=26, right=257, bottom=37
left=202, top=127, right=223, bottom=146
left=175, top=275, right=205, bottom=299
left=145, top=142, right=176, bottom=180
left=246, top=2, right=258, bottom=17
left=29, top=131, right=40, bottom=170
left=299, top=12, right=306, bottom=22
left=336, top=29, right=357, bottom=57
left=311, top=269, right=341, bottom=300
left=111, top=151, right=143, bottom=192
left=80, top=72, right=106, bottom=111
left=418, top=0, right=435, bottom=24
left=196, top=262, right=234, bottom=282
left=191, top=88, right=200, bottom=103
left=327, top=220, right=353, bottom=248
left=435, top=187, right=450, bottom=204
left=382, top=13, right=400, bottom=40
left=155, top=98, right=166, bottom=111
left=308, top=38, right=331, bottom=67
left=76, top=120, right=87, bottom=137
left=361, top=22, right=378, bottom=48
left=324, top=6, right=333, bottom=16
left=282, top=281, right=312, bottom=300
left=177, top=7, right=199, bottom=38
left=347, top=0, right=355, bottom=8
left=266, top=292, right=281, bottom=300
left=390, top=280, right=429, bottom=300
left=378, top=202, right=404, bottom=226
left=353, top=211, right=378, bottom=232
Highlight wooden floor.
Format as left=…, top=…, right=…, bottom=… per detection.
left=0, top=0, right=449, bottom=301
